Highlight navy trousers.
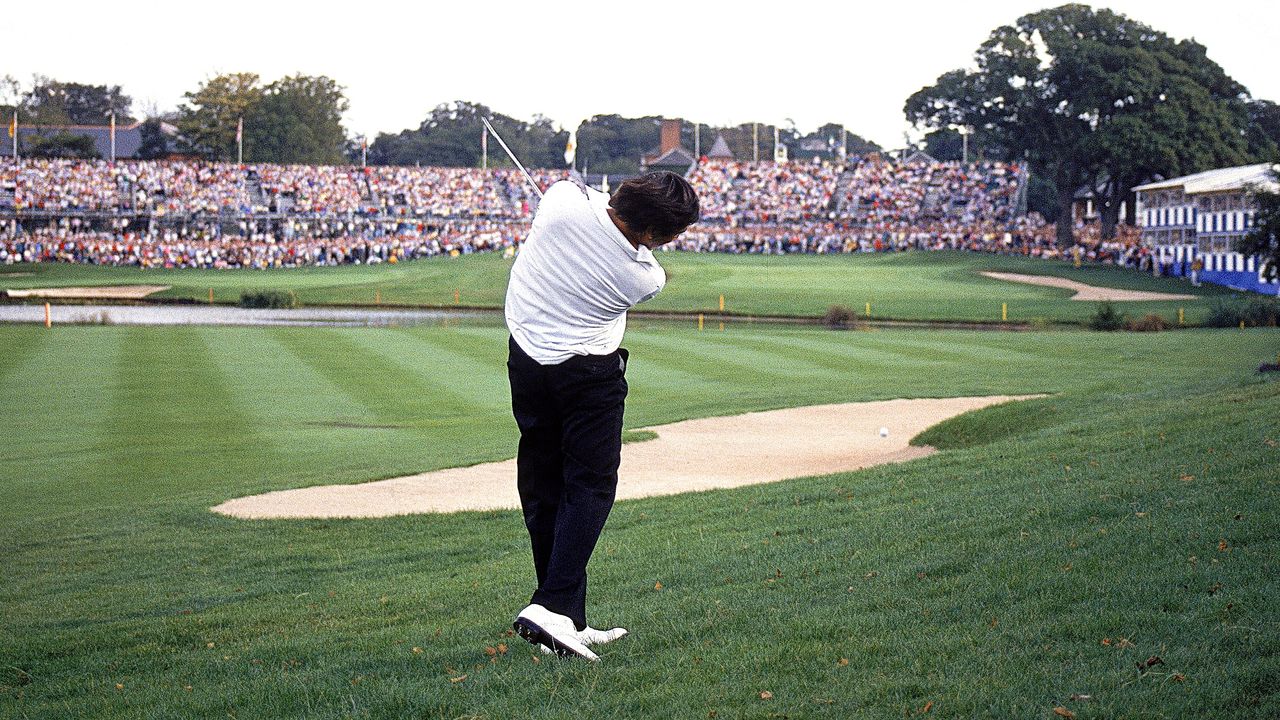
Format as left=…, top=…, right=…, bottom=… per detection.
left=507, top=336, right=628, bottom=630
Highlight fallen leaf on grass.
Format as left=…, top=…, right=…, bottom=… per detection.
left=1116, top=638, right=1136, bottom=649
left=1069, top=694, right=1092, bottom=701
left=654, top=582, right=663, bottom=591
left=411, top=647, right=423, bottom=655
left=838, top=658, right=849, bottom=666
left=1172, top=673, right=1186, bottom=682
left=1180, top=474, right=1194, bottom=482
left=1137, top=656, right=1164, bottom=671
left=920, top=700, right=934, bottom=713
left=1053, top=707, right=1075, bottom=719
left=449, top=674, right=467, bottom=683
left=115, top=683, right=123, bottom=691
left=1218, top=539, right=1230, bottom=552
left=1101, top=638, right=1112, bottom=646
left=759, top=691, right=773, bottom=700
left=485, top=646, right=497, bottom=656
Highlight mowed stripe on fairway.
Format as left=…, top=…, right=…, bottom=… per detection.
left=98, top=327, right=277, bottom=504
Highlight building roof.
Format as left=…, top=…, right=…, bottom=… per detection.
left=16, top=122, right=145, bottom=159
left=1133, top=163, right=1279, bottom=195
left=904, top=150, right=938, bottom=165
left=645, top=146, right=696, bottom=170
left=706, top=134, right=733, bottom=159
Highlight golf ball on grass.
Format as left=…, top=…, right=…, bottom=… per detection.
left=879, top=426, right=889, bottom=437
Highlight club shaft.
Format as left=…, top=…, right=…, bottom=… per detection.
left=481, top=117, right=543, bottom=198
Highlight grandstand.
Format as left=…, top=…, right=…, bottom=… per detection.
left=1134, top=163, right=1280, bottom=296
left=1, top=154, right=1097, bottom=271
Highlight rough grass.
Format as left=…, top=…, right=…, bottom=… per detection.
left=0, top=324, right=1277, bottom=718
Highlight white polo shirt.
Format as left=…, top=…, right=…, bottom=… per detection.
left=505, top=180, right=666, bottom=364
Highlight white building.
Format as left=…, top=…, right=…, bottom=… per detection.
left=1134, top=163, right=1279, bottom=295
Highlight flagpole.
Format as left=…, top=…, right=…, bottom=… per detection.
left=11, top=108, right=17, bottom=160
left=481, top=126, right=488, bottom=171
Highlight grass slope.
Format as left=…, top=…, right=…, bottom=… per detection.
left=1, top=325, right=1277, bottom=718
left=2, top=250, right=1236, bottom=324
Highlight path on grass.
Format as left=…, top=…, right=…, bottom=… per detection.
left=980, top=271, right=1196, bottom=301
left=214, top=395, right=1042, bottom=519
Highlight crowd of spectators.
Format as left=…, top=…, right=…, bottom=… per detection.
left=0, top=158, right=558, bottom=218
left=0, top=218, right=527, bottom=269
left=2, top=155, right=1149, bottom=271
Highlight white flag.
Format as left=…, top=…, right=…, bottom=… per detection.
left=564, top=129, right=577, bottom=166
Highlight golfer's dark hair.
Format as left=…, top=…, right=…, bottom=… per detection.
left=611, top=171, right=699, bottom=241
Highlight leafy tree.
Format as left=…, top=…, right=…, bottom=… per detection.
left=136, top=117, right=174, bottom=160
left=1238, top=167, right=1280, bottom=283
left=25, top=78, right=133, bottom=125
left=575, top=114, right=662, bottom=175
left=25, top=131, right=100, bottom=159
left=921, top=126, right=1002, bottom=163
left=1245, top=100, right=1280, bottom=162
left=370, top=101, right=567, bottom=169
left=244, top=74, right=349, bottom=165
left=907, top=4, right=1252, bottom=244
left=176, top=73, right=263, bottom=160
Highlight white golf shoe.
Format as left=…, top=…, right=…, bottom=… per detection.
left=578, top=625, right=629, bottom=646
left=513, top=604, right=599, bottom=661
left=537, top=625, right=629, bottom=654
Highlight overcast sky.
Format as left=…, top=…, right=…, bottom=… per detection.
left=6, top=0, right=1278, bottom=149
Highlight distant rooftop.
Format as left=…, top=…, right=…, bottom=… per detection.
left=1133, top=163, right=1279, bottom=195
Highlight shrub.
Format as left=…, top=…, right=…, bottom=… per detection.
left=1126, top=313, right=1168, bottom=332
left=823, top=304, right=859, bottom=329
left=239, top=290, right=298, bottom=309
left=1088, top=301, right=1126, bottom=331
left=1205, top=296, right=1280, bottom=328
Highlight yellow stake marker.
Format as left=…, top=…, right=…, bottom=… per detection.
left=719, top=322, right=724, bottom=332
left=44, top=302, right=51, bottom=329
left=865, top=302, right=871, bottom=319
left=376, top=289, right=381, bottom=305
left=208, top=288, right=214, bottom=304
left=1002, top=303, right=1008, bottom=322
left=719, top=294, right=725, bottom=312
left=698, top=313, right=704, bottom=331
left=454, top=289, right=460, bottom=305
left=1178, top=308, right=1184, bottom=325
left=1240, top=320, right=1246, bottom=330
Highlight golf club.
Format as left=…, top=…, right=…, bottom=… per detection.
left=481, top=116, right=543, bottom=198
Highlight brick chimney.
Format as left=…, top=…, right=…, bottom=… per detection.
left=660, top=119, right=682, bottom=155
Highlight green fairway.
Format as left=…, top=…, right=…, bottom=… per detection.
left=1, top=250, right=1237, bottom=324
left=1, top=323, right=1277, bottom=718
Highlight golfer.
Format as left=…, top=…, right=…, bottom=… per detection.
left=505, top=171, right=699, bottom=660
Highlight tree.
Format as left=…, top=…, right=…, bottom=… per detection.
left=1245, top=99, right=1280, bottom=162
left=244, top=74, right=349, bottom=165
left=25, top=131, right=100, bottom=159
left=176, top=73, right=263, bottom=160
left=26, top=78, right=133, bottom=125
left=136, top=117, right=175, bottom=160
left=1238, top=167, right=1280, bottom=282
left=369, top=101, right=567, bottom=169
left=907, top=4, right=1253, bottom=245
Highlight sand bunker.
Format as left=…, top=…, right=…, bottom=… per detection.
left=980, top=272, right=1195, bottom=301
left=4, top=285, right=171, bottom=300
left=214, top=395, right=1041, bottom=519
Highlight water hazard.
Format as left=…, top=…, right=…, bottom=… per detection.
left=0, top=304, right=502, bottom=328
